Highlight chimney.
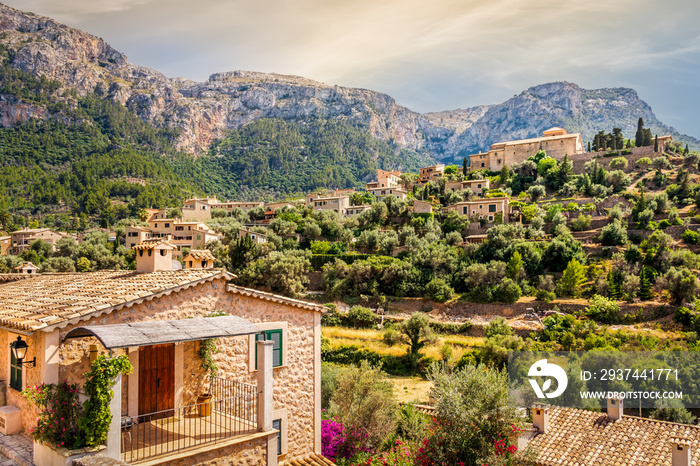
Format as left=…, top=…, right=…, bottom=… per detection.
left=134, top=237, right=175, bottom=273
left=532, top=404, right=549, bottom=433
left=607, top=397, right=624, bottom=420
left=671, top=438, right=691, bottom=466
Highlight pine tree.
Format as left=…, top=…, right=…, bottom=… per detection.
left=607, top=270, right=621, bottom=300
left=643, top=128, right=653, bottom=146
left=684, top=144, right=689, bottom=155
left=635, top=117, right=644, bottom=147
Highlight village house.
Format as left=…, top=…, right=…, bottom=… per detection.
left=126, top=220, right=222, bottom=258
left=412, top=200, right=433, bottom=214
left=7, top=228, right=70, bottom=255
left=180, top=198, right=265, bottom=222
left=0, top=236, right=9, bottom=256
left=239, top=229, right=268, bottom=244
left=308, top=195, right=350, bottom=216
left=417, top=164, right=445, bottom=184
left=0, top=238, right=327, bottom=466
left=468, top=127, right=584, bottom=172
left=345, top=205, right=372, bottom=217
left=446, top=197, right=510, bottom=223
left=365, top=169, right=402, bottom=190
left=445, top=179, right=490, bottom=196
left=182, top=249, right=216, bottom=269
left=524, top=400, right=700, bottom=466
left=366, top=187, right=407, bottom=202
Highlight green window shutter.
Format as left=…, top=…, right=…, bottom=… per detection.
left=255, top=329, right=283, bottom=368
left=10, top=352, right=21, bottom=391
left=272, top=418, right=282, bottom=455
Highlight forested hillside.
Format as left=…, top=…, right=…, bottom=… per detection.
left=200, top=118, right=433, bottom=200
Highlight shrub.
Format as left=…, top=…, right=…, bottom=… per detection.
left=424, top=278, right=455, bottom=303
left=346, top=306, right=377, bottom=328
left=637, top=157, right=651, bottom=168
left=23, top=382, right=82, bottom=449
left=571, top=214, right=592, bottom=231
left=536, top=289, right=557, bottom=303
left=609, top=157, right=629, bottom=169
left=328, top=361, right=396, bottom=458
left=600, top=219, right=628, bottom=246
left=498, top=278, right=522, bottom=303
left=321, top=418, right=346, bottom=459
left=383, top=327, right=402, bottom=346
left=586, top=294, right=620, bottom=324
left=321, top=362, right=343, bottom=410
left=682, top=229, right=700, bottom=245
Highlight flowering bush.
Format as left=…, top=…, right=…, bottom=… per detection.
left=22, top=382, right=82, bottom=449
left=321, top=418, right=345, bottom=459
left=351, top=439, right=417, bottom=466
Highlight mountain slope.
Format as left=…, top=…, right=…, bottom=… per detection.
left=427, top=82, right=700, bottom=161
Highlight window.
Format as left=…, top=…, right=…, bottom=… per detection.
left=272, top=419, right=282, bottom=455
left=463, top=207, right=468, bottom=215
left=256, top=329, right=283, bottom=368
left=489, top=204, right=496, bottom=213
left=165, top=223, right=170, bottom=228
left=10, top=351, right=21, bottom=391
left=481, top=163, right=485, bottom=167
left=488, top=216, right=493, bottom=221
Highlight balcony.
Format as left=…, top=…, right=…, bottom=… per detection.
left=121, top=378, right=258, bottom=463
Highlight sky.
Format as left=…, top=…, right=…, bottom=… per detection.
left=4, top=0, right=700, bottom=136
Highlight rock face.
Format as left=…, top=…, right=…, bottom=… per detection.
left=0, top=3, right=697, bottom=160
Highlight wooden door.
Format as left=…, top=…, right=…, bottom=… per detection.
left=138, top=344, right=175, bottom=416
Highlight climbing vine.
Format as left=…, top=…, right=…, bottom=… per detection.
left=198, top=310, right=227, bottom=377
left=78, top=354, right=133, bottom=447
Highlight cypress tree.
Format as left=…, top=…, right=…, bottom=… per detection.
left=684, top=144, right=689, bottom=155
left=635, top=117, right=644, bottom=147
left=462, top=157, right=468, bottom=179
left=639, top=267, right=653, bottom=301
left=587, top=141, right=591, bottom=152
left=643, top=128, right=653, bottom=146
left=654, top=135, right=659, bottom=152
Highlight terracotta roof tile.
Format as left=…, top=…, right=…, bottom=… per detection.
left=280, top=453, right=335, bottom=466
left=0, top=269, right=231, bottom=332
left=528, top=405, right=700, bottom=465
left=227, top=285, right=327, bottom=313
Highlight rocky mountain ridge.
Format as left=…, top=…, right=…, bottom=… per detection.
left=0, top=2, right=697, bottom=162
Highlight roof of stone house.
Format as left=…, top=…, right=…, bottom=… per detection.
left=15, top=261, right=39, bottom=271
left=0, top=269, right=233, bottom=332
left=280, top=453, right=335, bottom=466
left=527, top=405, right=700, bottom=465
left=228, top=285, right=326, bottom=313
left=132, top=238, right=176, bottom=250
left=183, top=249, right=216, bottom=261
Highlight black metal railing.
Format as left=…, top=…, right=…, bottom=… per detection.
left=121, top=378, right=258, bottom=463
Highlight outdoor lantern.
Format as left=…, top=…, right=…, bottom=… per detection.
left=9, top=336, right=36, bottom=368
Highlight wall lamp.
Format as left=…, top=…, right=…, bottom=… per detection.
left=10, top=336, right=36, bottom=368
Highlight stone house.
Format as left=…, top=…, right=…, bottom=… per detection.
left=239, top=229, right=268, bottom=244
left=366, top=187, right=407, bottom=202
left=446, top=197, right=510, bottom=223
left=0, top=238, right=326, bottom=466
left=182, top=249, right=216, bottom=269
left=126, top=220, right=222, bottom=258
left=418, top=164, right=445, bottom=184
left=468, top=128, right=584, bottom=172
left=345, top=205, right=372, bottom=217
left=366, top=169, right=402, bottom=190
left=8, top=228, right=70, bottom=255
left=445, top=179, right=490, bottom=196
left=0, top=236, right=9, bottom=256
left=524, top=400, right=699, bottom=465
left=309, top=196, right=350, bottom=216
left=182, top=198, right=264, bottom=221
left=412, top=200, right=433, bottom=214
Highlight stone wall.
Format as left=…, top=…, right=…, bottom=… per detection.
left=158, top=435, right=268, bottom=466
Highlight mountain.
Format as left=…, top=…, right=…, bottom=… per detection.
left=0, top=1, right=697, bottom=213
left=424, top=82, right=700, bottom=162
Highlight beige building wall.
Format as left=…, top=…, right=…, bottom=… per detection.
left=312, top=196, right=350, bottom=215
left=413, top=200, right=433, bottom=214
left=447, top=197, right=510, bottom=223
left=368, top=187, right=406, bottom=201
